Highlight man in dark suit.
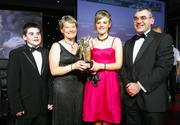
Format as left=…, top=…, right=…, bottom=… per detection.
left=152, top=25, right=180, bottom=102
left=7, top=22, right=52, bottom=125
left=120, top=7, right=174, bottom=125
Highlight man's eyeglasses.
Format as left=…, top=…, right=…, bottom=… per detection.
left=133, top=16, right=152, bottom=22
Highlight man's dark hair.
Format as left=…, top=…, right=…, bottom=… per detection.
left=22, top=22, right=41, bottom=35
left=135, top=6, right=153, bottom=18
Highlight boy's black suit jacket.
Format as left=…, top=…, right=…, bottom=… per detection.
left=7, top=45, right=52, bottom=118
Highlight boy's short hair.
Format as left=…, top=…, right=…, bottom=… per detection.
left=22, top=22, right=41, bottom=35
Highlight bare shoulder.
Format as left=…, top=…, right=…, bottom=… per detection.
left=50, top=41, right=61, bottom=53
left=89, top=37, right=94, bottom=49
left=115, top=36, right=122, bottom=42
left=110, top=36, right=122, bottom=46
left=51, top=41, right=61, bottom=48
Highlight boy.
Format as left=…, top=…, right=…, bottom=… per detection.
left=7, top=22, right=52, bottom=125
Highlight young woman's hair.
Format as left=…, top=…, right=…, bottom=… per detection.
left=94, top=10, right=112, bottom=30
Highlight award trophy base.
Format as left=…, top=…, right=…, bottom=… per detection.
left=85, top=61, right=93, bottom=69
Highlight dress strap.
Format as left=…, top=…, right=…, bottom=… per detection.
left=57, top=41, right=63, bottom=51
left=111, top=37, right=116, bottom=48
left=57, top=41, right=63, bottom=48
left=57, top=41, right=61, bottom=46
left=91, top=40, right=94, bottom=49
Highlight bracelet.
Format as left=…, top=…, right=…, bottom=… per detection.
left=104, top=64, right=106, bottom=70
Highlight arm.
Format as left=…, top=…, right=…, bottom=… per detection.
left=48, top=76, right=53, bottom=110
left=91, top=37, right=123, bottom=71
left=119, top=40, right=142, bottom=96
left=49, top=42, right=87, bottom=76
left=120, top=41, right=131, bottom=85
left=176, top=61, right=180, bottom=75
left=174, top=48, right=180, bottom=75
left=138, top=34, right=174, bottom=93
left=7, top=50, right=24, bottom=115
left=47, top=55, right=53, bottom=109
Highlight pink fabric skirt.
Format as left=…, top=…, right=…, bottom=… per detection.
left=83, top=70, right=121, bottom=124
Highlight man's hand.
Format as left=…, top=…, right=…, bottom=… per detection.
left=16, top=111, right=25, bottom=117
left=176, top=66, right=180, bottom=75
left=126, top=82, right=141, bottom=96
left=48, top=104, right=53, bottom=110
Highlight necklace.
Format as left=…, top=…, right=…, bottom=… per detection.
left=97, top=35, right=109, bottom=41
left=64, top=40, right=75, bottom=48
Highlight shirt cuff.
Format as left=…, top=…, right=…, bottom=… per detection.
left=137, top=81, right=147, bottom=93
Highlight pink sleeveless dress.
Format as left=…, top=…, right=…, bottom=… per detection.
left=83, top=38, right=122, bottom=124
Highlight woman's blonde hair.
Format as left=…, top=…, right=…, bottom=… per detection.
left=58, top=15, right=77, bottom=30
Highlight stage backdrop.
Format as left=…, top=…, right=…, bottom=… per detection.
left=77, top=0, right=165, bottom=44
left=0, top=9, right=42, bottom=59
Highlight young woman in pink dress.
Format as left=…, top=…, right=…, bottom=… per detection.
left=83, top=10, right=123, bottom=125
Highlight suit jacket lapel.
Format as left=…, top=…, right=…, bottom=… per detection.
left=23, top=46, right=39, bottom=73
left=134, top=31, right=154, bottom=64
left=129, top=39, right=135, bottom=66
left=41, top=49, right=47, bottom=75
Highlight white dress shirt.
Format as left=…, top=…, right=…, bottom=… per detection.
left=132, top=29, right=150, bottom=93
left=133, top=38, right=144, bottom=63
left=133, top=29, right=150, bottom=63
left=173, top=47, right=180, bottom=66
left=27, top=43, right=42, bottom=75
left=32, top=51, right=42, bottom=75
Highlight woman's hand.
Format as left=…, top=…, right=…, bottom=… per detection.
left=73, top=60, right=87, bottom=71
left=90, top=60, right=100, bottom=72
left=90, top=71, right=97, bottom=75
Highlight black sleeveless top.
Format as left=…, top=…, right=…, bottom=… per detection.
left=52, top=42, right=84, bottom=125
left=57, top=42, right=81, bottom=78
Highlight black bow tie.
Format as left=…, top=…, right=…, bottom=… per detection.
left=29, top=47, right=42, bottom=52
left=135, top=34, right=146, bottom=40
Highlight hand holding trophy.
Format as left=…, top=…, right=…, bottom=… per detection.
left=78, top=36, right=93, bottom=69
left=78, top=36, right=100, bottom=86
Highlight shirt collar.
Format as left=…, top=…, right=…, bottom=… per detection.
left=27, top=43, right=39, bottom=48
